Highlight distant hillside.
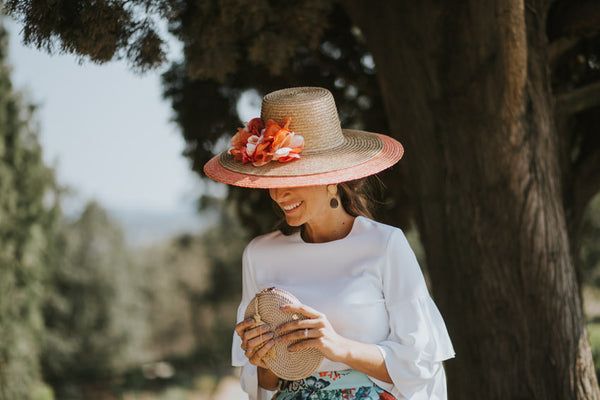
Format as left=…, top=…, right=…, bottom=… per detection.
left=107, top=208, right=218, bottom=248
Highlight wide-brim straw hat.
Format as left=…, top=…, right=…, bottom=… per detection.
left=204, top=87, right=403, bottom=188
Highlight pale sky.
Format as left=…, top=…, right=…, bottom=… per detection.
left=6, top=18, right=203, bottom=215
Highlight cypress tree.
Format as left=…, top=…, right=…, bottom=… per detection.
left=0, top=23, right=59, bottom=400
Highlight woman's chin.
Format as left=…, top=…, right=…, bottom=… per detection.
left=285, top=216, right=303, bottom=227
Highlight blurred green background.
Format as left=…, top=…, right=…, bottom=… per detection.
left=0, top=20, right=249, bottom=396
left=1, top=0, right=600, bottom=398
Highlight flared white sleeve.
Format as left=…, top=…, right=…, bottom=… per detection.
left=371, top=229, right=455, bottom=399
left=231, top=243, right=275, bottom=400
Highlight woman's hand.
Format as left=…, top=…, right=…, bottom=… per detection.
left=234, top=318, right=275, bottom=368
left=276, top=304, right=350, bottom=363
left=277, top=303, right=392, bottom=383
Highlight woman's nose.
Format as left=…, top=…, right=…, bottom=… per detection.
left=269, top=187, right=289, bottom=201
left=269, top=188, right=280, bottom=201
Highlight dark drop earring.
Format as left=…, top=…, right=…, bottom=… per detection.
left=327, top=184, right=339, bottom=208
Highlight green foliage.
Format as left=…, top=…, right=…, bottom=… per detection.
left=7, top=0, right=415, bottom=232
left=0, top=23, right=61, bottom=400
left=581, top=192, right=600, bottom=286
left=135, top=233, right=212, bottom=360
left=4, top=0, right=167, bottom=72
left=5, top=0, right=335, bottom=79
left=161, top=4, right=412, bottom=231
left=588, top=321, right=600, bottom=379
left=30, top=383, right=54, bottom=400
left=34, top=197, right=250, bottom=397
left=136, top=200, right=248, bottom=369
left=41, top=202, right=147, bottom=398
left=172, top=0, right=334, bottom=81
left=5, top=2, right=600, bottom=397
left=579, top=194, right=600, bottom=378
left=160, top=2, right=387, bottom=173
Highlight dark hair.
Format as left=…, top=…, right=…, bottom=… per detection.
left=274, top=176, right=384, bottom=235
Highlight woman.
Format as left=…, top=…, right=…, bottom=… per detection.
left=204, top=87, right=454, bottom=400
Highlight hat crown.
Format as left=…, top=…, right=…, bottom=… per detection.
left=203, top=86, right=404, bottom=188
left=261, top=87, right=345, bottom=153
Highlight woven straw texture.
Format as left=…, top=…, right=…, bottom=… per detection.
left=244, top=287, right=323, bottom=381
left=204, top=132, right=403, bottom=188
left=203, top=87, right=404, bottom=188
left=261, top=87, right=344, bottom=152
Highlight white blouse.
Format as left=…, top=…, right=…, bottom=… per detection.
left=232, top=216, right=455, bottom=400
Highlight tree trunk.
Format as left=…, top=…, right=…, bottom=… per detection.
left=345, top=0, right=599, bottom=398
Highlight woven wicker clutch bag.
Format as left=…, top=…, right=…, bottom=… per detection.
left=244, top=287, right=324, bottom=381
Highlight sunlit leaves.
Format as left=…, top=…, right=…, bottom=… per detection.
left=4, top=0, right=169, bottom=71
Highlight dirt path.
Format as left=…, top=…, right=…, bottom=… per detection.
left=191, top=376, right=246, bottom=400
left=211, top=376, right=247, bottom=400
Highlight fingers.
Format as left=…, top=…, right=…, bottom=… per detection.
left=238, top=304, right=328, bottom=362
left=286, top=338, right=318, bottom=352
left=277, top=303, right=323, bottom=336
left=239, top=323, right=272, bottom=354
left=247, top=329, right=274, bottom=350
left=235, top=318, right=257, bottom=351
left=234, top=318, right=256, bottom=337
left=277, top=327, right=316, bottom=343
left=277, top=328, right=319, bottom=353
left=281, top=303, right=322, bottom=319
left=277, top=317, right=320, bottom=336
left=247, top=338, right=276, bottom=367
left=247, top=324, right=272, bottom=343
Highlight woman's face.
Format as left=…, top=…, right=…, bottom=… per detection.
left=269, top=185, right=330, bottom=227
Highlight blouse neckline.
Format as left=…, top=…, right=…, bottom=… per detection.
left=293, top=215, right=364, bottom=245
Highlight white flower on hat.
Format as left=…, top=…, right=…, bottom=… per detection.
left=245, top=135, right=260, bottom=156
left=272, top=147, right=293, bottom=160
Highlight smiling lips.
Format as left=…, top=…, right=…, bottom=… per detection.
left=282, top=201, right=302, bottom=213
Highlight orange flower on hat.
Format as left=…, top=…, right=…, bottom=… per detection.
left=228, top=116, right=304, bottom=167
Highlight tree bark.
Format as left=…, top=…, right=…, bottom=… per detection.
left=344, top=0, right=600, bottom=398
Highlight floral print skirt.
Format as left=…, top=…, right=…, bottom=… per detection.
left=274, top=370, right=397, bottom=400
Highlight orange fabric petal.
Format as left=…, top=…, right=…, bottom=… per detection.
left=271, top=128, right=293, bottom=150
left=230, top=128, right=250, bottom=148
left=262, top=119, right=284, bottom=141
left=252, top=150, right=272, bottom=166
left=247, top=118, right=264, bottom=136
left=276, top=153, right=301, bottom=162
left=230, top=116, right=302, bottom=166
left=228, top=148, right=244, bottom=161
left=279, top=116, right=291, bottom=130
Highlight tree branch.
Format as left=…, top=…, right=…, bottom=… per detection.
left=548, top=36, right=580, bottom=66
left=555, top=80, right=600, bottom=116
left=547, top=0, right=600, bottom=41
